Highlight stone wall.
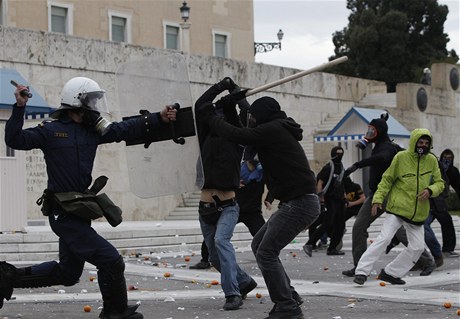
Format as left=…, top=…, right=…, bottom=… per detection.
left=0, top=26, right=458, bottom=221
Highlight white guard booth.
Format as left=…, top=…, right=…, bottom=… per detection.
left=314, top=106, right=411, bottom=195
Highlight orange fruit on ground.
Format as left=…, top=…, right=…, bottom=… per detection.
left=292, top=252, right=297, bottom=257
left=456, top=309, right=460, bottom=315
left=164, top=272, right=171, bottom=278
left=127, top=284, right=138, bottom=291
left=444, top=302, right=452, bottom=308
left=184, top=256, right=191, bottom=262
left=256, top=293, right=262, bottom=298
left=379, top=281, right=386, bottom=286
left=323, top=266, right=329, bottom=271
left=83, top=305, right=92, bottom=312
left=211, top=280, right=219, bottom=285
left=89, top=276, right=96, bottom=282
left=143, top=256, right=150, bottom=261
left=369, top=239, right=374, bottom=243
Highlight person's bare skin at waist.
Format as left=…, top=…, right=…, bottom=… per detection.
left=201, top=189, right=235, bottom=202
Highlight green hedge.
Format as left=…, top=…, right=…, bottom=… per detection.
left=446, top=191, right=460, bottom=210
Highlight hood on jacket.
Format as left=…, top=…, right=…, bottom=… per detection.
left=250, top=96, right=286, bottom=125
left=440, top=148, right=455, bottom=171
left=282, top=118, right=303, bottom=141
left=408, top=128, right=433, bottom=155
left=440, top=148, right=454, bottom=163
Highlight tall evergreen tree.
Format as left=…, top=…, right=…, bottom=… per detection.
left=329, top=0, right=458, bottom=91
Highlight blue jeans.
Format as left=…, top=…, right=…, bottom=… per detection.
left=199, top=203, right=252, bottom=297
left=251, top=194, right=320, bottom=310
left=424, top=212, right=442, bottom=258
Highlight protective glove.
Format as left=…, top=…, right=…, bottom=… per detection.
left=213, top=77, right=238, bottom=93
left=344, top=163, right=358, bottom=177
left=195, top=101, right=216, bottom=123
left=215, top=94, right=238, bottom=112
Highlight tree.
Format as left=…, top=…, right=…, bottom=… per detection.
left=328, top=0, right=458, bottom=92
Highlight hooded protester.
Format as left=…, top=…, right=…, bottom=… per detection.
left=198, top=95, right=320, bottom=319
left=430, top=149, right=459, bottom=257
left=353, top=129, right=444, bottom=285
left=440, top=149, right=460, bottom=199
left=341, top=115, right=403, bottom=277
left=303, top=146, right=346, bottom=257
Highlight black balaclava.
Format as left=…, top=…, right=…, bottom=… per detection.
left=249, top=96, right=283, bottom=126
left=331, top=146, right=344, bottom=163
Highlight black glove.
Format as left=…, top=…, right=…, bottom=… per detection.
left=215, top=94, right=238, bottom=112
left=196, top=101, right=215, bottom=123
left=344, top=163, right=358, bottom=177
left=213, top=77, right=238, bottom=93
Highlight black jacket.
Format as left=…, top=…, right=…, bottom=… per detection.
left=355, top=138, right=399, bottom=193
left=194, top=85, right=243, bottom=190
left=208, top=116, right=317, bottom=202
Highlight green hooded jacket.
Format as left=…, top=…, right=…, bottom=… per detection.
left=372, top=128, right=444, bottom=225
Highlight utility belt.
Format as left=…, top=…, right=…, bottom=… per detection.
left=198, top=196, right=237, bottom=225
left=36, top=176, right=122, bottom=227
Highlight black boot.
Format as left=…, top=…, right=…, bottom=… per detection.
left=0, top=262, right=18, bottom=308
left=99, top=304, right=143, bottom=319
left=98, top=257, right=143, bottom=319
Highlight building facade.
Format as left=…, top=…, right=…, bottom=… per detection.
left=0, top=0, right=255, bottom=61
left=0, top=26, right=458, bottom=226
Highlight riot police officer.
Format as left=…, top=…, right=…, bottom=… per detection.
left=1, top=77, right=176, bottom=319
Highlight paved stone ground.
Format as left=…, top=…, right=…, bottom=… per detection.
left=1, top=242, right=459, bottom=319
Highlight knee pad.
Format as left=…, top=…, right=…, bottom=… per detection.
left=0, top=262, right=18, bottom=301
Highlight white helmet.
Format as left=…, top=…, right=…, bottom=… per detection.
left=52, top=77, right=108, bottom=118
left=423, top=68, right=431, bottom=74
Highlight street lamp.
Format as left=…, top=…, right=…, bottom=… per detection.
left=180, top=1, right=190, bottom=22
left=254, top=29, right=284, bottom=55
left=179, top=1, right=191, bottom=53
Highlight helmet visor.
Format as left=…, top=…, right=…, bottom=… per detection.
left=80, top=91, right=109, bottom=114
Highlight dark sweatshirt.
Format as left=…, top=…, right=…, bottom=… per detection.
left=208, top=116, right=317, bottom=202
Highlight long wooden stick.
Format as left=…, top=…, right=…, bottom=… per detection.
left=246, top=56, right=348, bottom=97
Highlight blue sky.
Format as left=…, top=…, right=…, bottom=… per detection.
left=254, top=0, right=460, bottom=70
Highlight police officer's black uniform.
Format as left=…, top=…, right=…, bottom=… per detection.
left=2, top=101, right=167, bottom=318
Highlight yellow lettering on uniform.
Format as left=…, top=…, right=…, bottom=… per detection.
left=54, top=132, right=68, bottom=138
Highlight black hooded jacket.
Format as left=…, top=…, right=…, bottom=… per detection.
left=208, top=115, right=317, bottom=202
left=440, top=149, right=460, bottom=199
left=355, top=118, right=400, bottom=193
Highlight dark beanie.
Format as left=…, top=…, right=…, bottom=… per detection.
left=369, top=118, right=388, bottom=137
left=250, top=96, right=281, bottom=125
